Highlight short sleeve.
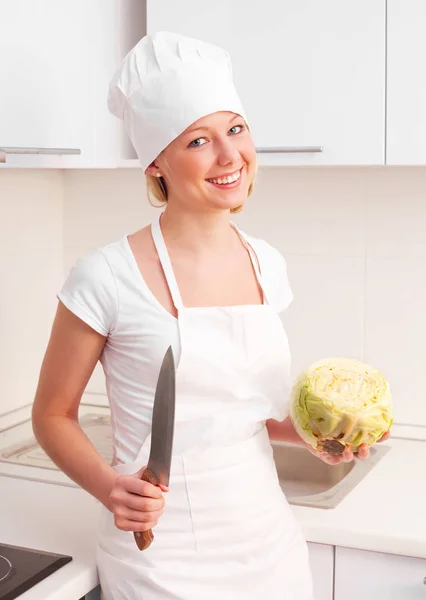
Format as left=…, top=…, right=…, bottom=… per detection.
left=57, top=249, right=118, bottom=336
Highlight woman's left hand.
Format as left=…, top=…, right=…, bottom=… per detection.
left=305, top=430, right=391, bottom=465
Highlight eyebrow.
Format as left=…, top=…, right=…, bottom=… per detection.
left=185, top=114, right=241, bottom=136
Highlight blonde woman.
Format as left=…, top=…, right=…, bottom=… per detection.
left=32, top=32, right=388, bottom=600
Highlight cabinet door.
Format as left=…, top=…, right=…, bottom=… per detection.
left=0, top=0, right=142, bottom=168
left=0, top=0, right=90, bottom=166
left=335, top=546, right=426, bottom=600
left=307, top=542, right=334, bottom=600
left=147, top=0, right=385, bottom=166
left=387, top=0, right=426, bottom=164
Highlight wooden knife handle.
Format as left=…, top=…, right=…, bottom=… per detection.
left=133, top=467, right=161, bottom=551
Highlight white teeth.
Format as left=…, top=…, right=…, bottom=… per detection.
left=209, top=170, right=241, bottom=185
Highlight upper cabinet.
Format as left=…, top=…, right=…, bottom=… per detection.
left=0, top=1, right=81, bottom=166
left=4, top=1, right=426, bottom=168
left=387, top=0, right=426, bottom=165
left=147, top=0, right=386, bottom=166
left=0, top=0, right=144, bottom=168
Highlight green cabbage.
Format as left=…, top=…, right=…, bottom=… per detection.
left=290, top=357, right=393, bottom=455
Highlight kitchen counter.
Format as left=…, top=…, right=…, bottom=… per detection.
left=1, top=421, right=425, bottom=599
left=291, top=433, right=426, bottom=560
left=0, top=476, right=102, bottom=600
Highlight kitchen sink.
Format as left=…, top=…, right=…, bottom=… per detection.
left=0, top=405, right=113, bottom=487
left=0, top=411, right=113, bottom=469
left=271, top=440, right=390, bottom=509
left=0, top=408, right=390, bottom=505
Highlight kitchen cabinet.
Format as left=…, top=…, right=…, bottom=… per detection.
left=6, top=1, right=425, bottom=168
left=0, top=0, right=143, bottom=168
left=387, top=0, right=426, bottom=164
left=146, top=0, right=385, bottom=166
left=307, top=542, right=334, bottom=600
left=335, top=546, right=426, bottom=599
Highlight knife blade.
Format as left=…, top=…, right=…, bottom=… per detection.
left=133, top=345, right=176, bottom=551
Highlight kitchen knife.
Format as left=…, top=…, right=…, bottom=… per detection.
left=133, top=345, right=176, bottom=551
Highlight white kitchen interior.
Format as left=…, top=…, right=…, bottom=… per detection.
left=1, top=1, right=426, bottom=599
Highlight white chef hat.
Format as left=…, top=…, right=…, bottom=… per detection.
left=108, top=31, right=249, bottom=173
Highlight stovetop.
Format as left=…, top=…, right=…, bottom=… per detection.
left=0, top=543, right=72, bottom=600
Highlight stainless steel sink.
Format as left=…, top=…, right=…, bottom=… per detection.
left=0, top=410, right=390, bottom=505
left=271, top=440, right=390, bottom=509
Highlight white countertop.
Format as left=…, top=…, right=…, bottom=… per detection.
left=0, top=476, right=102, bottom=600
left=1, top=409, right=426, bottom=599
left=291, top=434, right=426, bottom=560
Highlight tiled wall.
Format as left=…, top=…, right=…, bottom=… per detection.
left=0, top=170, right=64, bottom=415
left=1, top=167, right=425, bottom=426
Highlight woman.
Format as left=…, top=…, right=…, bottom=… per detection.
left=32, top=32, right=389, bottom=599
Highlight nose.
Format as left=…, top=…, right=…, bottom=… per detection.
left=216, top=136, right=241, bottom=166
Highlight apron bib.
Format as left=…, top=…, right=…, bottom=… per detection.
left=96, top=214, right=314, bottom=600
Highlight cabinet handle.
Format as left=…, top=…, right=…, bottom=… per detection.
left=256, top=146, right=323, bottom=153
left=424, top=576, right=426, bottom=584
left=0, top=147, right=81, bottom=163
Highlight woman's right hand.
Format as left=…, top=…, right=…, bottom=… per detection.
left=108, top=466, right=169, bottom=533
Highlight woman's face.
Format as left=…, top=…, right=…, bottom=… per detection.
left=147, top=111, right=257, bottom=213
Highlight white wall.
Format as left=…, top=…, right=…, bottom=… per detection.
left=0, top=170, right=63, bottom=415
left=1, top=167, right=425, bottom=426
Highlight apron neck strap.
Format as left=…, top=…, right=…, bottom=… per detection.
left=151, top=213, right=184, bottom=311
left=231, top=223, right=270, bottom=305
left=150, top=213, right=270, bottom=310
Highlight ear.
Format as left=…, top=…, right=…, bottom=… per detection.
left=145, top=162, right=161, bottom=177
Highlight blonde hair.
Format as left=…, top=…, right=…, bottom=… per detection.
left=146, top=169, right=257, bottom=214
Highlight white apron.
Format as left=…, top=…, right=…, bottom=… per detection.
left=96, top=215, right=314, bottom=600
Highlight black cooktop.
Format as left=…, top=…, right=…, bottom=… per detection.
left=0, top=543, right=72, bottom=600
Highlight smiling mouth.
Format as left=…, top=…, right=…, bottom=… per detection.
left=206, top=168, right=242, bottom=185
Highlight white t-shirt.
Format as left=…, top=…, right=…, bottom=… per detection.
left=57, top=226, right=293, bottom=464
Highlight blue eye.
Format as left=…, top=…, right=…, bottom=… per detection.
left=189, top=137, right=206, bottom=148
left=229, top=124, right=245, bottom=134
left=188, top=124, right=245, bottom=148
